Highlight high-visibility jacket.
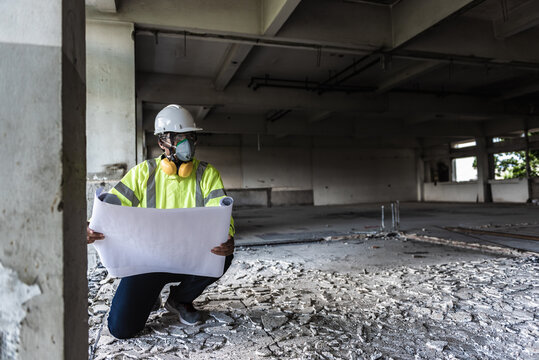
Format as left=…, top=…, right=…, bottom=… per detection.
left=109, top=156, right=235, bottom=237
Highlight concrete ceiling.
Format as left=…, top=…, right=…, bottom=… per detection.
left=87, top=0, right=539, bottom=146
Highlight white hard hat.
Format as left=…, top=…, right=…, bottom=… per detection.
left=154, top=104, right=203, bottom=135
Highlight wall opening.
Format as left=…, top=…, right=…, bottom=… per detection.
left=493, top=151, right=538, bottom=179
left=451, top=139, right=476, bottom=149
left=452, top=156, right=477, bottom=182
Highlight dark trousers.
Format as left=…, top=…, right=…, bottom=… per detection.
left=107, top=255, right=233, bottom=339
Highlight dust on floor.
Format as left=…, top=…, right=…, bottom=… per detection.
left=89, top=237, right=538, bottom=360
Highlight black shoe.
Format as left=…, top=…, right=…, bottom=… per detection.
left=165, top=300, right=201, bottom=325
left=151, top=297, right=161, bottom=312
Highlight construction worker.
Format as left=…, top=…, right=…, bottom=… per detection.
left=87, top=104, right=235, bottom=339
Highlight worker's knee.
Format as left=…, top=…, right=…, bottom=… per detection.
left=107, top=310, right=145, bottom=339
left=107, top=319, right=142, bottom=340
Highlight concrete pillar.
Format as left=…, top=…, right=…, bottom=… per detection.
left=524, top=125, right=533, bottom=201
left=136, top=99, right=146, bottom=164
left=475, top=137, right=492, bottom=203
left=0, top=0, right=86, bottom=359
left=86, top=20, right=136, bottom=177
left=415, top=149, right=425, bottom=202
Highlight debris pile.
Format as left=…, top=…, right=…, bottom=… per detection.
left=89, top=247, right=538, bottom=359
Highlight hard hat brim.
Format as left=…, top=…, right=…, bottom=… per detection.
left=154, top=127, right=203, bottom=135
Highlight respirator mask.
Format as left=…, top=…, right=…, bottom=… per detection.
left=160, top=132, right=197, bottom=178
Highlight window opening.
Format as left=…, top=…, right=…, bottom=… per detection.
left=452, top=156, right=477, bottom=182
left=494, top=151, right=539, bottom=179
left=451, top=140, right=476, bottom=149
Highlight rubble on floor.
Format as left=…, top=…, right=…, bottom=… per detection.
left=89, top=238, right=538, bottom=360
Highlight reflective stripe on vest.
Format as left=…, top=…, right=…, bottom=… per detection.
left=146, top=159, right=157, bottom=208
left=196, top=161, right=208, bottom=207
left=204, top=188, right=226, bottom=206
left=113, top=181, right=140, bottom=207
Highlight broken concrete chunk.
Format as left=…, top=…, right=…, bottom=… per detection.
left=426, top=340, right=448, bottom=352
left=450, top=311, right=473, bottom=323
left=255, top=347, right=272, bottom=357
left=261, top=314, right=288, bottom=331
left=209, top=311, right=234, bottom=324
left=91, top=304, right=109, bottom=314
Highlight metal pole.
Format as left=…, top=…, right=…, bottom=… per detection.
left=391, top=203, right=395, bottom=231
left=396, top=200, right=400, bottom=231
left=381, top=205, right=385, bottom=231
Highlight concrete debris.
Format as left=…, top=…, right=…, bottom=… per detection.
left=209, top=311, right=234, bottom=324
left=427, top=340, right=448, bottom=352
left=89, top=239, right=539, bottom=360
left=261, top=313, right=288, bottom=331
left=0, top=261, right=41, bottom=360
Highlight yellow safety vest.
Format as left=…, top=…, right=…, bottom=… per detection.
left=109, top=156, right=235, bottom=237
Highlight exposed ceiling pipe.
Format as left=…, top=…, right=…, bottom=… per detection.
left=135, top=28, right=539, bottom=71
left=135, top=28, right=372, bottom=56
left=317, top=57, right=380, bottom=94
left=266, top=109, right=291, bottom=122
left=248, top=76, right=374, bottom=93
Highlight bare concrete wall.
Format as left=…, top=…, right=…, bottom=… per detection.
left=532, top=178, right=539, bottom=200
left=490, top=179, right=529, bottom=203
left=86, top=20, right=136, bottom=175
left=196, top=146, right=242, bottom=189
left=0, top=0, right=86, bottom=358
left=195, top=146, right=417, bottom=206
left=424, top=179, right=531, bottom=203
left=312, top=148, right=417, bottom=205
left=424, top=182, right=479, bottom=202
left=241, top=147, right=312, bottom=190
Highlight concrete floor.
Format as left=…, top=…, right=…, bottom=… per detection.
left=88, top=202, right=539, bottom=359
left=233, top=202, right=539, bottom=253
left=89, top=238, right=538, bottom=359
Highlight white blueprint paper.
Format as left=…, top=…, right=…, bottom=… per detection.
left=90, top=191, right=233, bottom=278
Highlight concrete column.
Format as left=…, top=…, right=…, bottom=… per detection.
left=475, top=137, right=492, bottom=203
left=86, top=20, right=136, bottom=177
left=0, top=0, right=86, bottom=359
left=524, top=126, right=533, bottom=201
left=136, top=98, right=146, bottom=164
left=415, top=149, right=425, bottom=202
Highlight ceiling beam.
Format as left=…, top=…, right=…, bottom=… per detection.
left=309, top=111, right=333, bottom=123
left=86, top=0, right=117, bottom=13
left=374, top=61, right=444, bottom=94
left=86, top=0, right=260, bottom=35
left=135, top=24, right=539, bottom=71
left=213, top=0, right=300, bottom=91
left=495, top=81, right=539, bottom=101
left=493, top=0, right=539, bottom=39
left=195, top=105, right=213, bottom=121
left=261, top=0, right=302, bottom=35
left=137, top=72, right=530, bottom=117
left=391, top=0, right=480, bottom=48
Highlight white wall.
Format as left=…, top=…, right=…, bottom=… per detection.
left=195, top=146, right=418, bottom=206
left=241, top=147, right=312, bottom=190
left=312, top=148, right=417, bottom=205
left=424, top=182, right=479, bottom=202
left=490, top=179, right=529, bottom=203
left=86, top=20, right=136, bottom=175
left=196, top=146, right=242, bottom=189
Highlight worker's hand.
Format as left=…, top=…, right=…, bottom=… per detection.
left=87, top=224, right=105, bottom=244
left=211, top=235, right=234, bottom=256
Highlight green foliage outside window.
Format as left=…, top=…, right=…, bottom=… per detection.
left=494, top=150, right=539, bottom=179
left=471, top=132, right=539, bottom=179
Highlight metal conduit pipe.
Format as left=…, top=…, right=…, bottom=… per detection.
left=134, top=28, right=539, bottom=71
left=248, top=76, right=374, bottom=93
left=135, top=28, right=372, bottom=56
